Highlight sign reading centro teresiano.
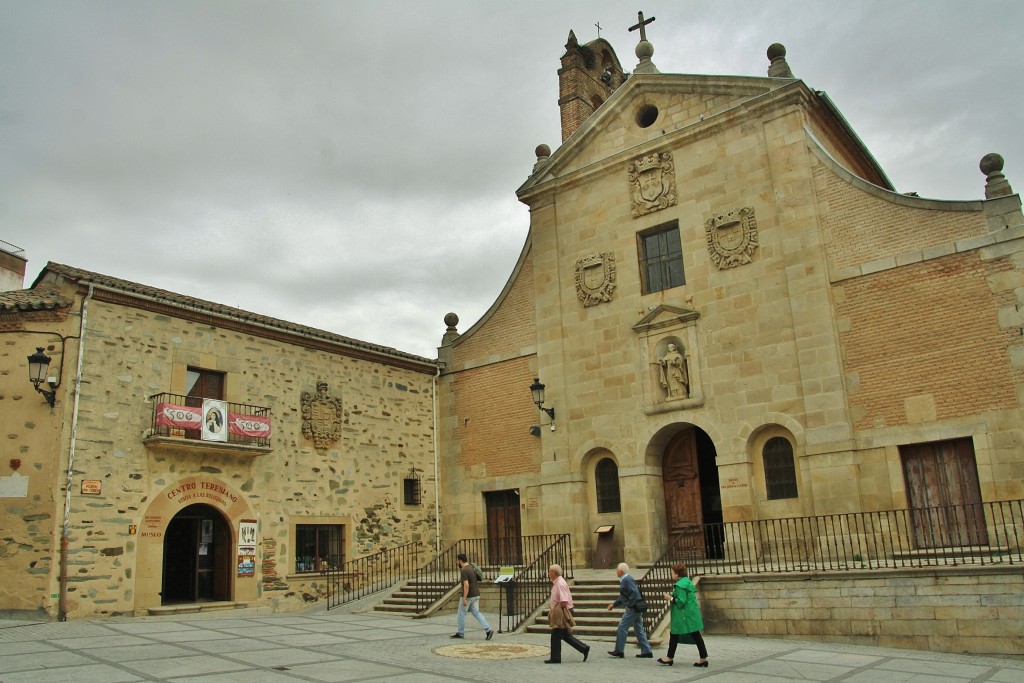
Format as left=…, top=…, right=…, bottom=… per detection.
left=139, top=477, right=253, bottom=541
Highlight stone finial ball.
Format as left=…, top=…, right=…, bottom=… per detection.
left=636, top=40, right=654, bottom=60
left=767, top=43, right=787, bottom=60
left=444, top=312, right=459, bottom=328
left=535, top=144, right=551, bottom=158
left=980, top=153, right=1004, bottom=175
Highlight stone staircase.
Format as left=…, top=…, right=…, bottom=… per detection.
left=524, top=576, right=663, bottom=643
left=372, top=575, right=457, bottom=616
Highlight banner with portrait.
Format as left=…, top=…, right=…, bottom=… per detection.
left=201, top=399, right=228, bottom=442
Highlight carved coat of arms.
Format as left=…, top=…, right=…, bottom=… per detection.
left=629, top=151, right=677, bottom=217
left=575, top=252, right=617, bottom=307
left=705, top=207, right=758, bottom=269
left=301, top=381, right=343, bottom=449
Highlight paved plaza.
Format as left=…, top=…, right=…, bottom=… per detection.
left=1, top=605, right=1021, bottom=683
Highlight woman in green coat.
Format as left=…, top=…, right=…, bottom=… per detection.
left=658, top=561, right=708, bottom=667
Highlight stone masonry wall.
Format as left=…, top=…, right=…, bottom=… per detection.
left=2, top=291, right=438, bottom=618
left=698, top=567, right=1024, bottom=655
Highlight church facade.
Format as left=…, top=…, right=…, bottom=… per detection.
left=435, top=28, right=1024, bottom=568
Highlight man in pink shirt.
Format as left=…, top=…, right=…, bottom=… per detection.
left=545, top=564, right=590, bottom=663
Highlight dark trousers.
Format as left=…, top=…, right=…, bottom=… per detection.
left=550, top=628, right=588, bottom=661
left=667, top=631, right=707, bottom=660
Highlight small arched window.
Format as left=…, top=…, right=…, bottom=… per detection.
left=763, top=437, right=798, bottom=500
left=595, top=458, right=621, bottom=513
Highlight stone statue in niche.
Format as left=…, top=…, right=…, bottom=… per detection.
left=301, top=381, right=343, bottom=449
left=659, top=342, right=689, bottom=400
left=575, top=252, right=616, bottom=307
left=705, top=206, right=758, bottom=269
left=629, top=151, right=677, bottom=217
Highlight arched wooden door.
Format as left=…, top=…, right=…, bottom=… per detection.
left=662, top=429, right=704, bottom=554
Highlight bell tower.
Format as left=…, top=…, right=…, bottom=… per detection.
left=557, top=31, right=626, bottom=142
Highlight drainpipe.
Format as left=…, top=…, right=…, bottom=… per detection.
left=432, top=365, right=441, bottom=554
left=58, top=284, right=92, bottom=621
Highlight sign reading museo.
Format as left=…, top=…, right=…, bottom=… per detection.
left=155, top=401, right=272, bottom=439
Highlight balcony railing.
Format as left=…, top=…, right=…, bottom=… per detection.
left=147, top=392, right=272, bottom=448
left=638, top=499, right=1024, bottom=634
left=323, top=541, right=422, bottom=609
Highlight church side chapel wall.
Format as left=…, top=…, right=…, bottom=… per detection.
left=5, top=290, right=437, bottom=618
left=440, top=254, right=542, bottom=542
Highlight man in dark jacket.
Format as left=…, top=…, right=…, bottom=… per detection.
left=606, top=562, right=653, bottom=658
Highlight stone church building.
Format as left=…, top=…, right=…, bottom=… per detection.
left=2, top=19, right=1022, bottom=620
left=433, top=28, right=1024, bottom=569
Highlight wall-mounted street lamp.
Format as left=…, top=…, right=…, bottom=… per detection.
left=27, top=347, right=59, bottom=407
left=530, top=377, right=555, bottom=431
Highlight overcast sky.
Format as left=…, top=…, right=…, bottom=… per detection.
left=2, top=1, right=1022, bottom=358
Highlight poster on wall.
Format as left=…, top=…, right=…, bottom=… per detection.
left=238, top=519, right=257, bottom=577
left=237, top=548, right=255, bottom=575
left=202, top=399, right=228, bottom=442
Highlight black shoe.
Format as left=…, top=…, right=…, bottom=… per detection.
left=544, top=659, right=561, bottom=664
left=637, top=652, right=654, bottom=658
left=657, top=658, right=673, bottom=666
left=608, top=650, right=624, bottom=658
left=486, top=629, right=494, bottom=640
left=583, top=646, right=590, bottom=662
left=693, top=660, right=709, bottom=667
left=449, top=633, right=464, bottom=639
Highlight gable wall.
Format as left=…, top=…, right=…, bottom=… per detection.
left=817, top=161, right=989, bottom=271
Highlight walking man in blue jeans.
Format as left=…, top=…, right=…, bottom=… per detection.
left=450, top=553, right=494, bottom=640
left=606, top=562, right=653, bottom=658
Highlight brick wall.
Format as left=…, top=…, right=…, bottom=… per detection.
left=834, top=250, right=1020, bottom=430
left=450, top=355, right=540, bottom=477
left=451, top=256, right=535, bottom=363
left=819, top=163, right=988, bottom=271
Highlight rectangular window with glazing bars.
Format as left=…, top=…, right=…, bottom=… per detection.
left=638, top=221, right=684, bottom=294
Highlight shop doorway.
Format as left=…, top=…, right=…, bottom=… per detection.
left=161, top=503, right=233, bottom=604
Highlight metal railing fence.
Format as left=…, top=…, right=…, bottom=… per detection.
left=323, top=541, right=422, bottom=609
left=494, top=533, right=573, bottom=633
left=414, top=534, right=571, bottom=613
left=639, top=499, right=1024, bottom=633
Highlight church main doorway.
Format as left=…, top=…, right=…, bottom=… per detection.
left=662, top=427, right=723, bottom=558
left=161, top=503, right=232, bottom=604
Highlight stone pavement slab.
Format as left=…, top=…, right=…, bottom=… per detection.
left=1, top=607, right=1022, bottom=682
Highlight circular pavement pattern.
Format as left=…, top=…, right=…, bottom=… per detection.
left=433, top=642, right=550, bottom=660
